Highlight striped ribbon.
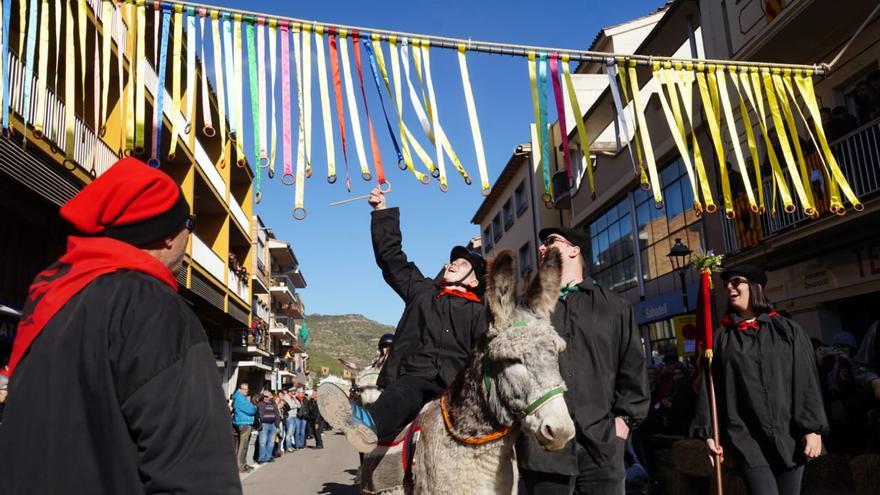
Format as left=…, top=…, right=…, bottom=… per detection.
left=527, top=52, right=549, bottom=200
left=232, top=15, right=245, bottom=166
left=198, top=11, right=213, bottom=138
left=562, top=54, right=595, bottom=199
left=398, top=40, right=438, bottom=177
left=352, top=32, right=386, bottom=187
left=99, top=0, right=111, bottom=134
left=184, top=7, right=196, bottom=150
left=33, top=0, right=49, bottom=137
left=614, top=61, right=649, bottom=188
left=364, top=39, right=403, bottom=169
left=314, top=26, right=336, bottom=183
left=302, top=24, right=312, bottom=178
left=328, top=31, right=350, bottom=190
left=210, top=11, right=227, bottom=166
left=167, top=6, right=183, bottom=159
left=538, top=53, right=552, bottom=201
left=22, top=0, right=37, bottom=130
left=292, top=25, right=306, bottom=219
left=245, top=19, right=261, bottom=167
left=149, top=5, right=170, bottom=168
left=135, top=2, right=146, bottom=154
left=339, top=30, right=371, bottom=181
left=280, top=21, right=293, bottom=184
left=268, top=20, right=278, bottom=169
left=114, top=2, right=123, bottom=151
left=1, top=0, right=11, bottom=132
left=77, top=0, right=85, bottom=121
left=549, top=53, right=572, bottom=182
left=256, top=19, right=268, bottom=165
left=626, top=62, right=661, bottom=207
left=457, top=45, right=489, bottom=195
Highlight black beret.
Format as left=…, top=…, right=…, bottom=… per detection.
left=720, top=264, right=768, bottom=287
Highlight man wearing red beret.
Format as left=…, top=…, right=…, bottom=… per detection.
left=0, top=158, right=241, bottom=494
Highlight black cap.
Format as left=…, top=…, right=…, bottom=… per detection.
left=378, top=333, right=394, bottom=349
left=538, top=227, right=589, bottom=256
left=450, top=246, right=487, bottom=296
left=720, top=264, right=768, bottom=287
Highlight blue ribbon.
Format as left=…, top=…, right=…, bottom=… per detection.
left=1, top=0, right=14, bottom=130
left=150, top=6, right=171, bottom=167
left=363, top=40, right=403, bottom=164
left=537, top=53, right=551, bottom=194
left=22, top=0, right=38, bottom=127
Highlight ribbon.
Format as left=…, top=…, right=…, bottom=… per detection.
left=538, top=54, right=552, bottom=200
left=528, top=52, right=550, bottom=200
left=22, top=0, right=38, bottom=129
left=400, top=40, right=434, bottom=144
left=115, top=2, right=124, bottom=151
left=338, top=30, right=371, bottom=181
left=727, top=67, right=764, bottom=212
left=245, top=19, right=261, bottom=167
left=77, top=0, right=85, bottom=114
left=672, top=66, right=716, bottom=212
left=53, top=0, right=60, bottom=95
left=256, top=19, right=268, bottom=165
left=63, top=0, right=74, bottom=161
left=153, top=4, right=158, bottom=66
left=167, top=6, right=183, bottom=159
left=121, top=1, right=134, bottom=153
left=421, top=40, right=448, bottom=191
left=17, top=0, right=24, bottom=62
left=33, top=0, right=49, bottom=137
left=549, top=54, right=572, bottom=182
left=562, top=55, right=595, bottom=199
left=1, top=0, right=11, bottom=132
left=616, top=61, right=649, bottom=189
left=99, top=0, right=111, bottom=134
left=314, top=26, right=336, bottom=183
left=184, top=7, right=196, bottom=149
left=771, top=70, right=815, bottom=214
left=233, top=14, right=245, bottom=166
left=364, top=39, right=404, bottom=171
left=199, top=11, right=213, bottom=138
left=457, top=44, right=490, bottom=195
left=696, top=65, right=735, bottom=217
left=150, top=5, right=171, bottom=167
left=352, top=32, right=386, bottom=187
left=328, top=31, right=350, bottom=189
left=292, top=25, right=306, bottom=219
left=280, top=21, right=293, bottom=184
left=134, top=1, right=146, bottom=154
left=268, top=20, right=278, bottom=169
left=715, top=68, right=757, bottom=211
left=210, top=11, right=227, bottom=166
left=302, top=24, right=312, bottom=178
left=221, top=13, right=235, bottom=138
left=410, top=40, right=433, bottom=128
left=87, top=26, right=99, bottom=174
left=626, top=62, right=661, bottom=207
left=793, top=70, right=861, bottom=211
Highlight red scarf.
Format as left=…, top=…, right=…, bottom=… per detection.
left=437, top=288, right=482, bottom=303
left=4, top=236, right=178, bottom=376
left=720, top=311, right=780, bottom=332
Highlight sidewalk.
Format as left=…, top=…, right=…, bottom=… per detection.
left=241, top=430, right=360, bottom=495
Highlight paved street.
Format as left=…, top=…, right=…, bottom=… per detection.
left=241, top=430, right=361, bottom=495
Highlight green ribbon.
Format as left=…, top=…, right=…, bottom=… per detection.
left=559, top=284, right=580, bottom=300
left=246, top=20, right=261, bottom=167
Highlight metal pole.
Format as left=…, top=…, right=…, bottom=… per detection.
left=679, top=269, right=689, bottom=312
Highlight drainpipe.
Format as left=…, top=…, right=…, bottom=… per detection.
left=520, top=139, right=541, bottom=270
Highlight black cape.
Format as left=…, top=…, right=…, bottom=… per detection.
left=691, top=312, right=829, bottom=470
left=516, top=278, right=649, bottom=475
left=371, top=208, right=486, bottom=389
left=0, top=271, right=241, bottom=494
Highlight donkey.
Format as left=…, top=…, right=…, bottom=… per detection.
left=339, top=350, right=388, bottom=408
left=358, top=248, right=575, bottom=494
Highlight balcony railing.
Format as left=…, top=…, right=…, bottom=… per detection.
left=192, top=235, right=225, bottom=282
left=235, top=329, right=272, bottom=355
left=227, top=268, right=249, bottom=301
left=722, top=120, right=880, bottom=254
left=253, top=299, right=270, bottom=323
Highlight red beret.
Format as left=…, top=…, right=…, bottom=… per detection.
left=60, top=157, right=191, bottom=246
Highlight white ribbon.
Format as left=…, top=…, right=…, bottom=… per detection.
left=339, top=32, right=370, bottom=179
left=314, top=27, right=335, bottom=181
left=256, top=21, right=267, bottom=164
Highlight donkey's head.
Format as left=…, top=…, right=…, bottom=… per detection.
left=483, top=248, right=575, bottom=451
left=339, top=358, right=383, bottom=406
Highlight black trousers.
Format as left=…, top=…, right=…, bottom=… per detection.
left=519, top=439, right=625, bottom=495
left=368, top=374, right=444, bottom=441
left=312, top=421, right=324, bottom=448
left=742, top=465, right=804, bottom=495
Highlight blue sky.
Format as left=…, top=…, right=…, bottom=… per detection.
left=209, top=0, right=665, bottom=325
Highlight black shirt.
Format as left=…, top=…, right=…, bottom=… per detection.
left=691, top=312, right=829, bottom=469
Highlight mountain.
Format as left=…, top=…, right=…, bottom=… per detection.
left=304, top=314, right=395, bottom=379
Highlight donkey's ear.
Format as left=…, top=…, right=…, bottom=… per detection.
left=525, top=248, right=562, bottom=319
left=338, top=358, right=363, bottom=373
left=486, top=249, right=518, bottom=331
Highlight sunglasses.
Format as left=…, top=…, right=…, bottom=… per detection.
left=725, top=277, right=749, bottom=287
left=541, top=236, right=572, bottom=248
left=185, top=214, right=197, bottom=233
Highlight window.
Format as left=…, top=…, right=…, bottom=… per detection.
left=503, top=199, right=514, bottom=230
left=492, top=214, right=503, bottom=241
left=635, top=157, right=704, bottom=282
left=514, top=180, right=528, bottom=216
left=588, top=198, right=637, bottom=292
left=645, top=320, right=678, bottom=359
left=483, top=226, right=494, bottom=252
left=518, top=242, right=533, bottom=277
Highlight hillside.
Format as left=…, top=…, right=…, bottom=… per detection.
left=305, top=314, right=395, bottom=379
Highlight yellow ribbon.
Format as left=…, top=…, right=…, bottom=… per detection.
left=421, top=40, right=447, bottom=190
left=123, top=2, right=135, bottom=153
left=715, top=68, right=757, bottom=212
left=18, top=0, right=25, bottom=60
left=167, top=7, right=183, bottom=158
left=772, top=70, right=815, bottom=215
left=302, top=24, right=312, bottom=178
left=457, top=44, right=489, bottom=195
left=77, top=0, right=86, bottom=120
left=727, top=67, right=764, bottom=212
left=387, top=36, right=433, bottom=183
left=268, top=19, right=278, bottom=168
left=100, top=0, right=112, bottom=133
left=210, top=11, right=227, bottom=165
left=793, top=70, right=861, bottom=211
left=338, top=30, right=370, bottom=180
left=33, top=0, right=48, bottom=137
left=314, top=26, right=336, bottom=181
left=115, top=2, right=124, bottom=151
left=63, top=0, right=74, bottom=161
left=626, top=62, right=661, bottom=207
left=616, top=60, right=649, bottom=189
left=672, top=66, right=715, bottom=212
left=400, top=40, right=434, bottom=144
left=741, top=68, right=791, bottom=213
left=562, top=54, right=595, bottom=199
left=410, top=39, right=433, bottom=124
left=185, top=8, right=196, bottom=149
left=53, top=0, right=61, bottom=97
left=761, top=69, right=813, bottom=214
left=527, top=53, right=545, bottom=190
left=134, top=1, right=146, bottom=154
left=233, top=14, right=244, bottom=165
left=696, top=65, right=735, bottom=217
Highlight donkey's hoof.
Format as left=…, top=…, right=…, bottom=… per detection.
left=317, top=383, right=378, bottom=453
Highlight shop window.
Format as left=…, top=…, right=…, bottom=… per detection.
left=588, top=197, right=637, bottom=292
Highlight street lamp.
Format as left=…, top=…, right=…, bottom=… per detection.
left=667, top=238, right=692, bottom=311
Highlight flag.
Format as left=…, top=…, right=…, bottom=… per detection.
left=696, top=269, right=714, bottom=358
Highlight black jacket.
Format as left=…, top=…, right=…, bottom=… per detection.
left=691, top=312, right=829, bottom=470
left=372, top=208, right=486, bottom=389
left=0, top=271, right=241, bottom=495
left=517, top=278, right=649, bottom=475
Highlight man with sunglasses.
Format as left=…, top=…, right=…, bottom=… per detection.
left=319, top=186, right=487, bottom=453
left=517, top=227, right=649, bottom=495
left=0, top=158, right=240, bottom=494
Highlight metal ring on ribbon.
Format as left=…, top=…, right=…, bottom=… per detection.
left=481, top=186, right=492, bottom=197
left=654, top=200, right=664, bottom=210
left=362, top=172, right=372, bottom=181
left=168, top=152, right=176, bottom=161
left=134, top=147, right=146, bottom=156
left=379, top=180, right=392, bottom=194
left=784, top=204, right=797, bottom=214
left=418, top=174, right=431, bottom=185
left=236, top=157, right=247, bottom=168
left=281, top=173, right=295, bottom=185
left=854, top=202, right=865, bottom=212
left=292, top=207, right=307, bottom=221
left=255, top=191, right=262, bottom=204
left=464, top=176, right=472, bottom=186
left=202, top=125, right=216, bottom=137
left=229, top=132, right=238, bottom=143
left=124, top=148, right=134, bottom=157
left=327, top=174, right=337, bottom=184
left=725, top=210, right=736, bottom=220
left=705, top=203, right=718, bottom=214
left=148, top=157, right=161, bottom=168
left=835, top=209, right=846, bottom=217
left=305, top=169, right=312, bottom=179
left=750, top=204, right=761, bottom=214
left=62, top=159, right=77, bottom=171
left=640, top=182, right=651, bottom=192
left=431, top=168, right=440, bottom=179
left=33, top=129, right=44, bottom=139
left=184, top=123, right=191, bottom=134
left=267, top=168, right=274, bottom=178
left=397, top=158, right=407, bottom=171
left=99, top=126, right=107, bottom=137
left=439, top=183, right=449, bottom=193
left=259, top=157, right=270, bottom=167
left=541, top=192, right=552, bottom=203
left=1, top=128, right=13, bottom=139
left=89, top=167, right=97, bottom=178
left=804, top=207, right=816, bottom=218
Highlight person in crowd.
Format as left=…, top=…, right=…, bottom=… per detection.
left=659, top=363, right=696, bottom=437
left=309, top=390, right=326, bottom=449
left=854, top=79, right=880, bottom=125
left=517, top=227, right=649, bottom=495
left=854, top=319, right=880, bottom=399
left=318, top=186, right=487, bottom=453
left=283, top=389, right=302, bottom=452
left=832, top=106, right=859, bottom=138
left=299, top=390, right=314, bottom=444
left=273, top=392, right=289, bottom=458
left=0, top=158, right=240, bottom=494
left=232, top=383, right=258, bottom=473
left=692, top=265, right=828, bottom=495
left=294, top=389, right=309, bottom=449
left=256, top=391, right=280, bottom=464
left=820, top=334, right=867, bottom=455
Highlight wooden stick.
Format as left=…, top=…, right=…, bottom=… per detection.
left=328, top=194, right=370, bottom=206
left=706, top=355, right=724, bottom=495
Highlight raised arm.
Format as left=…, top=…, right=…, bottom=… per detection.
left=369, top=187, right=430, bottom=301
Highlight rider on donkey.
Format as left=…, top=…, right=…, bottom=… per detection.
left=319, top=186, right=488, bottom=453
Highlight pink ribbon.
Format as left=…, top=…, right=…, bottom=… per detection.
left=549, top=54, right=572, bottom=181
left=280, top=22, right=293, bottom=184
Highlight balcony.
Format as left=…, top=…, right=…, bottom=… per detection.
left=229, top=195, right=249, bottom=234
left=252, top=299, right=270, bottom=323
left=192, top=235, right=225, bottom=283
left=227, top=267, right=249, bottom=302
left=233, top=329, right=271, bottom=357
left=275, top=294, right=304, bottom=319
left=269, top=314, right=296, bottom=341
left=235, top=355, right=274, bottom=372
left=270, top=273, right=297, bottom=302
left=722, top=119, right=880, bottom=254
